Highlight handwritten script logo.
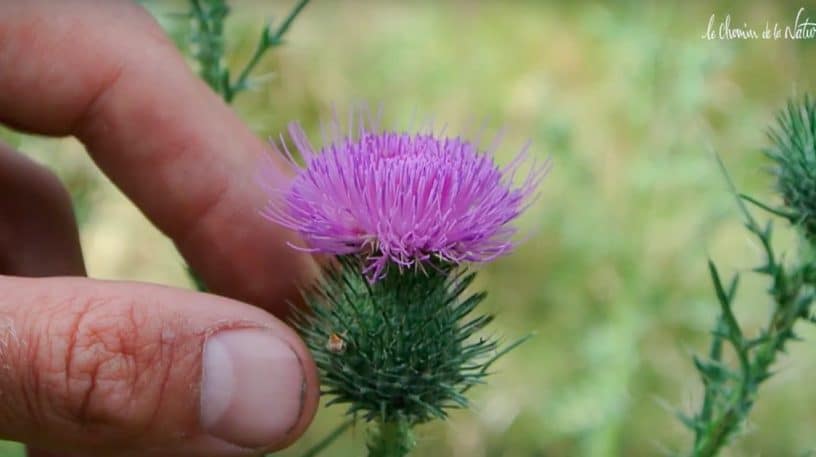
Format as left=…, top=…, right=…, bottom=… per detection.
left=702, top=7, right=816, bottom=40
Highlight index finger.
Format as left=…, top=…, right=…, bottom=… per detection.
left=0, top=0, right=314, bottom=314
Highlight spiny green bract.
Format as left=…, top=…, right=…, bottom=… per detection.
left=766, top=95, right=816, bottom=239
left=294, top=256, right=498, bottom=425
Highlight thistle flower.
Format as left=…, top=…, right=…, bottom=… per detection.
left=261, top=110, right=545, bottom=457
left=262, top=114, right=546, bottom=280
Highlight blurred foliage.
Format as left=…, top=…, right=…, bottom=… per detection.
left=4, top=1, right=816, bottom=456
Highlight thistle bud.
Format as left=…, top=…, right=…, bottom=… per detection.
left=766, top=95, right=816, bottom=239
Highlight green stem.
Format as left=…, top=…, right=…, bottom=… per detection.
left=366, top=419, right=415, bottom=457
left=224, top=31, right=267, bottom=102
left=225, top=0, right=311, bottom=102
left=694, top=318, right=724, bottom=446
left=692, top=326, right=783, bottom=457
left=270, top=0, right=311, bottom=41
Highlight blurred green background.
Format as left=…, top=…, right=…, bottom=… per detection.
left=4, top=1, right=816, bottom=455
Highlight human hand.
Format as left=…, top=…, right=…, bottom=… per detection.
left=0, top=1, right=319, bottom=455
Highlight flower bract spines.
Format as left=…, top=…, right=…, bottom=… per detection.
left=766, top=95, right=816, bottom=239
left=293, top=257, right=498, bottom=424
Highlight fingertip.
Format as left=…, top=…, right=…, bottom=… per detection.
left=200, top=329, right=307, bottom=449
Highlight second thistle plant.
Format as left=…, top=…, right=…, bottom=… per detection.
left=683, top=95, right=816, bottom=457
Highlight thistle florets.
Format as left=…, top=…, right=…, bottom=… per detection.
left=262, top=117, right=546, bottom=281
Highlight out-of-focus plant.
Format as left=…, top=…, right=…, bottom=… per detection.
left=187, top=0, right=310, bottom=103
left=682, top=96, right=816, bottom=457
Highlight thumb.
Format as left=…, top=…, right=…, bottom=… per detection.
left=0, top=276, right=318, bottom=456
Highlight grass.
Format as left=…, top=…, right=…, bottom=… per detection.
left=4, top=1, right=816, bottom=455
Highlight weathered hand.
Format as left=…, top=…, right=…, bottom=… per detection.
left=0, top=1, right=319, bottom=455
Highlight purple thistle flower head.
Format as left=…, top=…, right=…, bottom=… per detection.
left=262, top=111, right=548, bottom=281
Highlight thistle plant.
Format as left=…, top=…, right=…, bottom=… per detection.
left=176, top=3, right=547, bottom=453
left=683, top=95, right=816, bottom=456
left=262, top=115, right=547, bottom=456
